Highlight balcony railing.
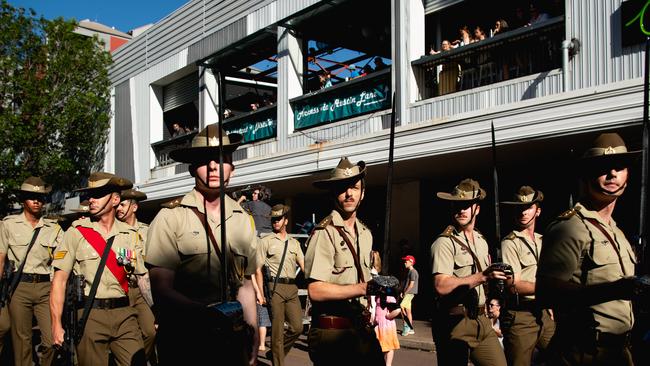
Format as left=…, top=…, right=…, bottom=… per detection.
left=151, top=131, right=197, bottom=167
left=412, top=16, right=564, bottom=100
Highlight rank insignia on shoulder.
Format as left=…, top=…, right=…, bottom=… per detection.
left=558, top=208, right=578, bottom=220
left=53, top=251, right=67, bottom=260
left=316, top=216, right=332, bottom=229
left=439, top=225, right=454, bottom=237
left=505, top=232, right=516, bottom=241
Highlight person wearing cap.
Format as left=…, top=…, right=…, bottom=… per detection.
left=145, top=124, right=259, bottom=365
left=399, top=255, right=418, bottom=336
left=430, top=178, right=508, bottom=366
left=304, top=157, right=384, bottom=366
left=117, top=189, right=156, bottom=363
left=50, top=172, right=146, bottom=365
left=0, top=176, right=63, bottom=366
left=537, top=133, right=640, bottom=365
left=256, top=204, right=304, bottom=366
left=500, top=186, right=555, bottom=365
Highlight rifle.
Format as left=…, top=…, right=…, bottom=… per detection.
left=53, top=274, right=85, bottom=366
left=0, top=260, right=15, bottom=309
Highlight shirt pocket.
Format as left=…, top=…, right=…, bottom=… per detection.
left=519, top=250, right=537, bottom=267
left=453, top=252, right=474, bottom=270
left=177, top=234, right=210, bottom=256
left=333, top=251, right=352, bottom=274
left=76, top=244, right=100, bottom=274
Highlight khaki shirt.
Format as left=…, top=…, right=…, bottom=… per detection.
left=260, top=233, right=303, bottom=279
left=52, top=218, right=144, bottom=299
left=0, top=213, right=64, bottom=275
left=304, top=210, right=373, bottom=288
left=145, top=189, right=259, bottom=304
left=501, top=229, right=542, bottom=301
left=430, top=225, right=490, bottom=306
left=538, top=202, right=635, bottom=334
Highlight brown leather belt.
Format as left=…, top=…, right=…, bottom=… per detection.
left=313, top=315, right=353, bottom=329
left=269, top=277, right=296, bottom=285
left=86, top=297, right=130, bottom=310
left=596, top=331, right=632, bottom=348
left=20, top=273, right=50, bottom=283
left=448, top=305, right=485, bottom=316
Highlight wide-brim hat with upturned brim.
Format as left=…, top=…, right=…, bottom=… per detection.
left=313, top=158, right=366, bottom=189
left=19, top=176, right=51, bottom=195
left=169, top=123, right=243, bottom=164
left=437, top=178, right=486, bottom=201
left=120, top=189, right=147, bottom=202
left=579, top=133, right=640, bottom=167
left=501, top=185, right=544, bottom=205
left=74, top=172, right=133, bottom=193
left=270, top=204, right=290, bottom=218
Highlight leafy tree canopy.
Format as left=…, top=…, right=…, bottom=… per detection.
left=0, top=0, right=112, bottom=214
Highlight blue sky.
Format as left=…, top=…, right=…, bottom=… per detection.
left=9, top=0, right=189, bottom=33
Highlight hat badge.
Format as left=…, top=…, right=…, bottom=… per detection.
left=604, top=146, right=616, bottom=155
left=208, top=136, right=219, bottom=146
left=519, top=194, right=529, bottom=202
left=33, top=186, right=40, bottom=191
left=459, top=191, right=465, bottom=198
left=343, top=168, right=353, bottom=177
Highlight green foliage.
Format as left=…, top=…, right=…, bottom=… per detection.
left=0, top=0, right=112, bottom=214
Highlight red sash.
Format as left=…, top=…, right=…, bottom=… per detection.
left=76, top=226, right=129, bottom=295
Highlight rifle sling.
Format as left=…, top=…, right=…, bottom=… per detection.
left=189, top=207, right=241, bottom=287
left=448, top=235, right=489, bottom=294
left=76, top=236, right=116, bottom=344
left=583, top=217, right=629, bottom=276
left=8, top=227, right=42, bottom=300
left=332, top=226, right=365, bottom=283
left=272, top=240, right=289, bottom=295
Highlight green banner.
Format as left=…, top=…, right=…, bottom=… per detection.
left=224, top=108, right=276, bottom=143
left=293, top=78, right=391, bottom=130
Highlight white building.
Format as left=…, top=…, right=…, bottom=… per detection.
left=108, top=0, right=647, bottom=304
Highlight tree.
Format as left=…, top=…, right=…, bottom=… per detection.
left=0, top=1, right=112, bottom=214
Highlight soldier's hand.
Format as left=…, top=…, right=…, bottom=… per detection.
left=52, top=324, right=65, bottom=347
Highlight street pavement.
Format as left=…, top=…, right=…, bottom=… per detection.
left=257, top=319, right=437, bottom=366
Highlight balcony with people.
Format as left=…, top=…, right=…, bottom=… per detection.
left=413, top=0, right=565, bottom=103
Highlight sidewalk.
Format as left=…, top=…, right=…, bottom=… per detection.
left=396, top=319, right=436, bottom=352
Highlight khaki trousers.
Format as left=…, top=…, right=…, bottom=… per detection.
left=504, top=309, right=555, bottom=366
left=9, top=281, right=53, bottom=366
left=269, top=283, right=302, bottom=366
left=547, top=328, right=633, bottom=366
left=0, top=305, right=10, bottom=355
left=433, top=313, right=507, bottom=366
left=128, top=286, right=156, bottom=361
left=77, top=306, right=145, bottom=366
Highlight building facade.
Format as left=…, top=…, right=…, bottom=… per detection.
left=108, top=0, right=648, bottom=312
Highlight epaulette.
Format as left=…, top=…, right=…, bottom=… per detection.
left=261, top=232, right=274, bottom=239
left=160, top=197, right=182, bottom=209
left=504, top=231, right=517, bottom=241
left=557, top=206, right=580, bottom=220
left=315, top=215, right=333, bottom=230
left=438, top=225, right=454, bottom=237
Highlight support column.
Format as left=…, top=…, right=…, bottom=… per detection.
left=276, top=26, right=304, bottom=151
left=199, top=66, right=219, bottom=129
left=392, top=0, right=425, bottom=126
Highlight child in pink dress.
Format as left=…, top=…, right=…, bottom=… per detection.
left=370, top=251, right=401, bottom=366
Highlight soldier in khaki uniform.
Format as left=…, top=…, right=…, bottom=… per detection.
left=145, top=125, right=259, bottom=365
left=304, top=157, right=384, bottom=366
left=537, top=133, right=640, bottom=365
left=117, top=188, right=156, bottom=363
left=430, top=178, right=508, bottom=366
left=0, top=220, right=8, bottom=358
left=256, top=204, right=304, bottom=366
left=50, top=172, right=146, bottom=366
left=500, top=186, right=555, bottom=365
left=0, top=176, right=63, bottom=366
